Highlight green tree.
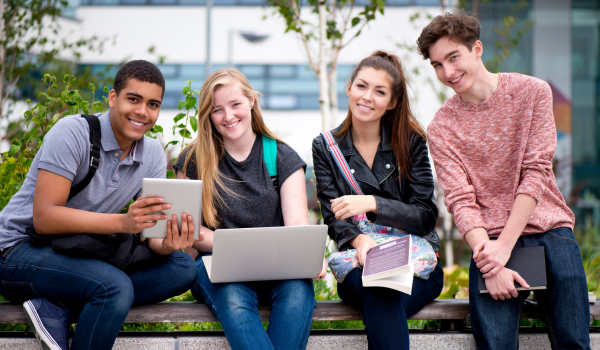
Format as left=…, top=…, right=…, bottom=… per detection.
left=0, top=0, right=105, bottom=145
left=267, top=0, right=385, bottom=131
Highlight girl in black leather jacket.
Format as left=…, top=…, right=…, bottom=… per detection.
left=312, top=51, right=444, bottom=350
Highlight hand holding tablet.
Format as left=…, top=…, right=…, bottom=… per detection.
left=141, top=178, right=203, bottom=241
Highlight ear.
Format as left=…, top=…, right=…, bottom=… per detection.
left=108, top=89, right=117, bottom=109
left=473, top=40, right=483, bottom=60
left=345, top=82, right=351, bottom=96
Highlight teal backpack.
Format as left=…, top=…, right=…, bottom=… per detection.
left=262, top=135, right=279, bottom=190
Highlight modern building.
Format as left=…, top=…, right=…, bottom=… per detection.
left=8, top=0, right=600, bottom=229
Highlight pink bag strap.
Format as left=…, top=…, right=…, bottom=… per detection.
left=321, top=131, right=364, bottom=196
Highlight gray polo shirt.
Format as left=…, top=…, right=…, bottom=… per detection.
left=0, top=111, right=166, bottom=249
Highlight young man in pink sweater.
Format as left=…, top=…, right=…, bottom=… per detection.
left=418, top=12, right=590, bottom=350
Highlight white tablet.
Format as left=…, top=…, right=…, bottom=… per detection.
left=141, top=178, right=202, bottom=240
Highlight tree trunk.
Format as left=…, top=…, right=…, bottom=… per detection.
left=317, top=0, right=331, bottom=132
left=0, top=0, right=6, bottom=147
left=330, top=67, right=339, bottom=128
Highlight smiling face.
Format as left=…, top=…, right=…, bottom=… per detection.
left=108, top=78, right=162, bottom=150
left=429, top=36, right=483, bottom=95
left=210, top=82, right=255, bottom=145
left=346, top=67, right=396, bottom=124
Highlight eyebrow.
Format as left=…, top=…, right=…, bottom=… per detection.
left=357, top=79, right=389, bottom=89
left=212, top=99, right=242, bottom=109
left=126, top=92, right=161, bottom=104
left=430, top=50, right=460, bottom=65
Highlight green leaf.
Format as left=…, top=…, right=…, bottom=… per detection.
left=152, top=125, right=164, bottom=133
left=7, top=143, right=20, bottom=157
left=63, top=74, right=70, bottom=84
left=178, top=100, right=185, bottom=110
left=184, top=96, right=197, bottom=110
left=173, top=113, right=186, bottom=123
left=179, top=129, right=192, bottom=139
left=192, top=90, right=201, bottom=95
left=351, top=17, right=360, bottom=27
left=38, top=92, right=49, bottom=101
left=182, top=85, right=191, bottom=95
left=163, top=140, right=179, bottom=150
left=190, top=116, right=198, bottom=132
left=88, top=83, right=96, bottom=92
left=103, top=86, right=110, bottom=93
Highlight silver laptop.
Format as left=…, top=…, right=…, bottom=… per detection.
left=141, top=178, right=202, bottom=240
left=203, top=225, right=328, bottom=283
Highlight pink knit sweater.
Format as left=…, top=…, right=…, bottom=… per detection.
left=427, top=73, right=574, bottom=240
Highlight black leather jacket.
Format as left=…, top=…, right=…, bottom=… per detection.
left=312, top=123, right=440, bottom=252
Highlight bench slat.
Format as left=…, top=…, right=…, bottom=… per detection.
left=1, top=300, right=598, bottom=324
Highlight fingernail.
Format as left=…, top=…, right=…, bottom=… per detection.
left=166, top=204, right=171, bottom=209
left=159, top=198, right=164, bottom=202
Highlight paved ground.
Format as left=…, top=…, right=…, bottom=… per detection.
left=1, top=332, right=599, bottom=350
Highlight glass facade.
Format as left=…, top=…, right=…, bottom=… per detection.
left=476, top=0, right=533, bottom=74
left=78, top=0, right=444, bottom=6
left=474, top=0, right=600, bottom=226
left=84, top=63, right=354, bottom=110
left=572, top=0, right=600, bottom=226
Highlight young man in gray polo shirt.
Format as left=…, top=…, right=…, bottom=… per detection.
left=0, top=60, right=198, bottom=350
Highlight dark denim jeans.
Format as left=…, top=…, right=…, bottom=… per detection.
left=191, top=255, right=316, bottom=350
left=0, top=240, right=198, bottom=350
left=469, top=227, right=591, bottom=350
left=337, top=259, right=444, bottom=350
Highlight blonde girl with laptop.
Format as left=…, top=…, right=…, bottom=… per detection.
left=173, top=68, right=326, bottom=350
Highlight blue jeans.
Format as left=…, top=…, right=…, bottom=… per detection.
left=337, top=259, right=444, bottom=350
left=469, top=227, right=591, bottom=350
left=191, top=255, right=316, bottom=350
left=0, top=240, right=198, bottom=350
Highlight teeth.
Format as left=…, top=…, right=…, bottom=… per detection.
left=451, top=75, right=462, bottom=83
left=358, top=104, right=372, bottom=111
left=225, top=121, right=240, bottom=128
left=130, top=120, right=144, bottom=126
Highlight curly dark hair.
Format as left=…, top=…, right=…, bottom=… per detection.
left=416, top=11, right=481, bottom=60
left=113, top=60, right=166, bottom=98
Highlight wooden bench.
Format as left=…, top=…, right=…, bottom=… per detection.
left=2, top=299, right=599, bottom=330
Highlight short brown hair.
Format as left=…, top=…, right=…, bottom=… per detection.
left=417, top=11, right=481, bottom=60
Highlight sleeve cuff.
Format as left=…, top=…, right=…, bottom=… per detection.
left=455, top=215, right=486, bottom=242
left=38, top=161, right=76, bottom=181
left=515, top=182, right=543, bottom=204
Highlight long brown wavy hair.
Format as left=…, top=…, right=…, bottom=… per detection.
left=179, top=68, right=284, bottom=229
left=335, top=50, right=426, bottom=180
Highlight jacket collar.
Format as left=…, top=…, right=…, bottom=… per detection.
left=329, top=122, right=397, bottom=191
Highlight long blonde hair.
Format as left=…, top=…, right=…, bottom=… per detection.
left=180, top=68, right=284, bottom=229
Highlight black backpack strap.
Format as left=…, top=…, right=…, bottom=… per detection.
left=68, top=114, right=101, bottom=201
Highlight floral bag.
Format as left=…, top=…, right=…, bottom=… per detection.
left=321, top=131, right=438, bottom=283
